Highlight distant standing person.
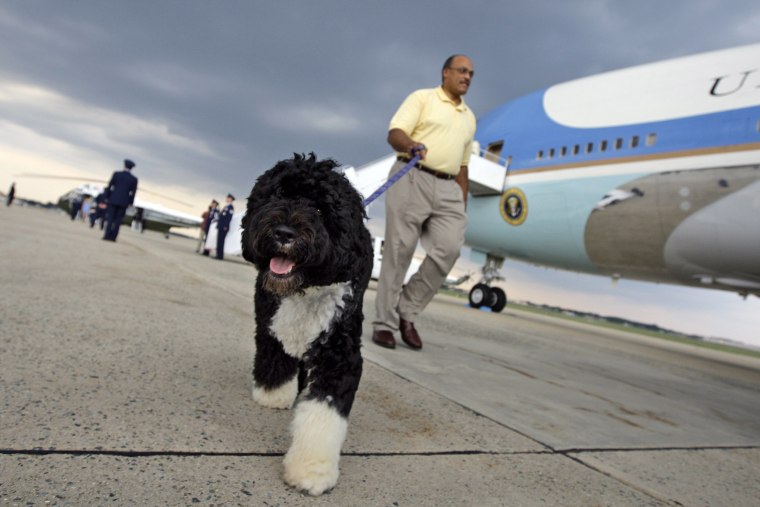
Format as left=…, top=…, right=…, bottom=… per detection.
left=198, top=199, right=219, bottom=254
left=215, top=194, right=234, bottom=260
left=372, top=54, right=476, bottom=351
left=132, top=207, right=145, bottom=233
left=90, top=191, right=107, bottom=229
left=80, top=196, right=91, bottom=222
left=69, top=195, right=83, bottom=221
left=6, top=182, right=15, bottom=206
left=103, top=159, right=138, bottom=242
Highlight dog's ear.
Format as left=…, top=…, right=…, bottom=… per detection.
left=316, top=170, right=372, bottom=283
left=241, top=168, right=280, bottom=267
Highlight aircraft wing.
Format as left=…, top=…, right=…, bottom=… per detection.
left=342, top=155, right=395, bottom=203
left=132, top=198, right=202, bottom=229
left=58, top=183, right=202, bottom=232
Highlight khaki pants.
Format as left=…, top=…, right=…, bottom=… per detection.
left=373, top=160, right=467, bottom=332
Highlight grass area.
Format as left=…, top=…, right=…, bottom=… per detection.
left=438, top=287, right=760, bottom=360
left=509, top=301, right=760, bottom=359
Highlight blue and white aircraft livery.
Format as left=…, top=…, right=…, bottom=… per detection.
left=353, top=43, right=760, bottom=312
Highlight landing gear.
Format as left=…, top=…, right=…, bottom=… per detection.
left=468, top=283, right=491, bottom=308
left=490, top=287, right=507, bottom=312
left=468, top=284, right=508, bottom=312
left=468, top=254, right=508, bottom=313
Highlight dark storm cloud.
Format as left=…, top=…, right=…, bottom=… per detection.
left=1, top=1, right=758, bottom=197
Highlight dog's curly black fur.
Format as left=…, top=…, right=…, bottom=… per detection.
left=241, top=153, right=372, bottom=495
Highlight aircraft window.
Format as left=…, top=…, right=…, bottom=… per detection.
left=756, top=120, right=760, bottom=133
left=560, top=146, right=567, bottom=157
left=600, top=140, right=608, bottom=152
left=586, top=142, right=593, bottom=153
left=573, top=144, right=580, bottom=155
left=548, top=148, right=555, bottom=159
left=646, top=133, right=657, bottom=146
left=537, top=150, right=544, bottom=160
left=631, top=136, right=640, bottom=148
left=615, top=138, right=623, bottom=150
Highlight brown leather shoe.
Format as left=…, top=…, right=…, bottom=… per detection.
left=399, top=318, right=422, bottom=350
left=372, top=329, right=396, bottom=349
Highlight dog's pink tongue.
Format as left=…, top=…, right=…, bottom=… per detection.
left=270, top=257, right=295, bottom=275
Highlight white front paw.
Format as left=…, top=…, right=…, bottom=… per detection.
left=283, top=453, right=339, bottom=496
left=282, top=399, right=348, bottom=496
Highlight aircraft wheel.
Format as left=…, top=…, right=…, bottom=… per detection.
left=490, top=287, right=507, bottom=313
left=469, top=283, right=492, bottom=309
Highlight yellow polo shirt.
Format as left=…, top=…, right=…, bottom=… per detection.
left=389, top=86, right=476, bottom=175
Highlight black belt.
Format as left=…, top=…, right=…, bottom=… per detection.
left=397, top=157, right=456, bottom=180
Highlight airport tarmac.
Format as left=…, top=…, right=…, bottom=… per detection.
left=1, top=205, right=759, bottom=506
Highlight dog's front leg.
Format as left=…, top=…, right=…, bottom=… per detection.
left=283, top=340, right=362, bottom=496
left=251, top=328, right=299, bottom=409
left=283, top=397, right=348, bottom=495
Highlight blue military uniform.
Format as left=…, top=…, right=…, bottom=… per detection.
left=103, top=159, right=138, bottom=242
left=216, top=194, right=235, bottom=260
left=205, top=206, right=219, bottom=236
left=90, top=192, right=106, bottom=229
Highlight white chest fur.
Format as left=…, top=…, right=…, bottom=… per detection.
left=270, top=282, right=352, bottom=358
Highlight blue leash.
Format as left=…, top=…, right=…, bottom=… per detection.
left=362, top=154, right=420, bottom=207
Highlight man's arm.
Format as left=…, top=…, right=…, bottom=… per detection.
left=455, top=165, right=468, bottom=209
left=103, top=173, right=116, bottom=201
left=128, top=177, right=138, bottom=206
left=388, top=128, right=427, bottom=160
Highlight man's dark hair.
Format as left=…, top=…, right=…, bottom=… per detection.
left=442, top=54, right=464, bottom=84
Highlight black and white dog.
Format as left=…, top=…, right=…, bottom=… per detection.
left=241, top=154, right=373, bottom=495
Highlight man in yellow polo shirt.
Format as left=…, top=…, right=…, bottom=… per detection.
left=372, top=54, right=476, bottom=350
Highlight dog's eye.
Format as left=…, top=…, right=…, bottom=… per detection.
left=316, top=209, right=322, bottom=215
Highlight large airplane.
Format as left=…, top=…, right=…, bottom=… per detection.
left=57, top=182, right=202, bottom=235
left=352, top=43, right=760, bottom=312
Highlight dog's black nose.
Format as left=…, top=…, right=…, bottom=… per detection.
left=274, top=225, right=296, bottom=244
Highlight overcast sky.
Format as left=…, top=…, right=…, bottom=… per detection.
left=2, top=1, right=759, bottom=346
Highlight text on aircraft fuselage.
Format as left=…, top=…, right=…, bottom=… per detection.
left=710, top=69, right=760, bottom=97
